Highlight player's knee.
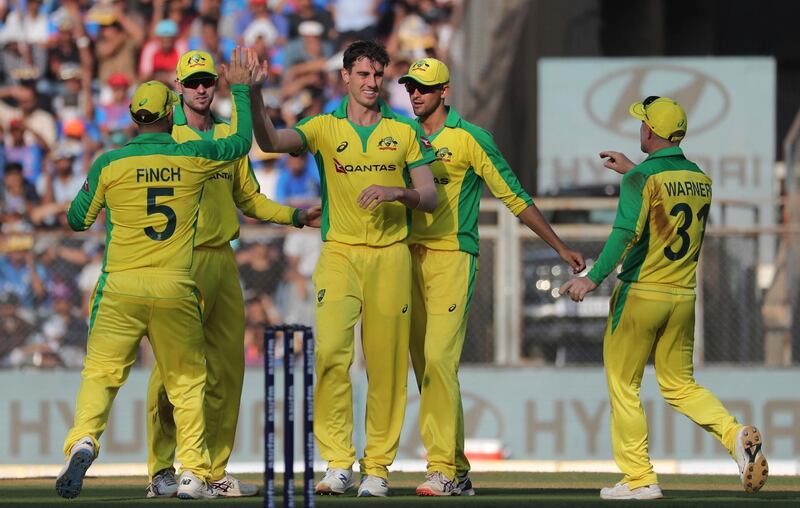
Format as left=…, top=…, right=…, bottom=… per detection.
left=424, top=348, right=457, bottom=373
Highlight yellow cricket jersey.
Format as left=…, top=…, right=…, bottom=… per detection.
left=67, top=84, right=253, bottom=275
left=587, top=147, right=711, bottom=290
left=293, top=97, right=436, bottom=246
left=171, top=105, right=301, bottom=248
left=408, top=107, right=533, bottom=255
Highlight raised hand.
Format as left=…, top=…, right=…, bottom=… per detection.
left=599, top=150, right=635, bottom=175
left=219, top=47, right=256, bottom=86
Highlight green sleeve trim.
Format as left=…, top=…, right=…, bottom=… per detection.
left=461, top=121, right=532, bottom=206
left=587, top=227, right=635, bottom=284
left=291, top=208, right=304, bottom=228
left=67, top=154, right=106, bottom=230
left=314, top=151, right=329, bottom=241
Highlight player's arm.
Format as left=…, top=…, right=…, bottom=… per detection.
left=560, top=171, right=649, bottom=302
left=356, top=163, right=438, bottom=212
left=67, top=156, right=107, bottom=231
left=250, top=59, right=305, bottom=154
left=233, top=157, right=322, bottom=228
left=466, top=125, right=584, bottom=272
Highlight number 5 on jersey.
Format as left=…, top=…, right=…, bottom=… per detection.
left=145, top=187, right=176, bottom=241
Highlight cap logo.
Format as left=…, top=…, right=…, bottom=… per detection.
left=411, top=60, right=430, bottom=72
left=187, top=54, right=206, bottom=67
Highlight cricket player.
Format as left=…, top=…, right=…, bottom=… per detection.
left=249, top=40, right=438, bottom=497
left=144, top=49, right=321, bottom=499
left=400, top=58, right=585, bottom=496
left=55, top=49, right=256, bottom=500
left=560, top=96, right=768, bottom=500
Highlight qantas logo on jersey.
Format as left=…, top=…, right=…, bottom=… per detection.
left=377, top=136, right=399, bottom=150
left=332, top=157, right=397, bottom=174
left=420, top=136, right=432, bottom=150
left=82, top=178, right=89, bottom=193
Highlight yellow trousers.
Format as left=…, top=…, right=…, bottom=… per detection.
left=146, top=244, right=245, bottom=481
left=312, top=241, right=411, bottom=479
left=63, top=271, right=212, bottom=481
left=409, top=246, right=477, bottom=480
left=604, top=282, right=741, bottom=489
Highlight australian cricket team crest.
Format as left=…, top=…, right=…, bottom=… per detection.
left=411, top=60, right=430, bottom=72
left=436, top=147, right=454, bottom=163
left=377, top=136, right=399, bottom=150
left=186, top=53, right=207, bottom=69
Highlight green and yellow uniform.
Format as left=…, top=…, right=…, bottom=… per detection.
left=62, top=83, right=253, bottom=483
left=588, top=146, right=741, bottom=490
left=408, top=107, right=532, bottom=480
left=294, top=96, right=435, bottom=478
left=146, top=105, right=302, bottom=481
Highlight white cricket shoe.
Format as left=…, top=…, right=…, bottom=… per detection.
left=146, top=468, right=178, bottom=498
left=176, top=470, right=218, bottom=499
left=600, top=482, right=663, bottom=500
left=357, top=475, right=389, bottom=497
left=454, top=474, right=475, bottom=496
left=55, top=437, right=95, bottom=499
left=314, top=468, right=354, bottom=495
left=735, top=425, right=769, bottom=493
left=210, top=472, right=259, bottom=497
left=415, top=471, right=456, bottom=496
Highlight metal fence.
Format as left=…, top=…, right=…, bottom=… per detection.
left=0, top=199, right=794, bottom=369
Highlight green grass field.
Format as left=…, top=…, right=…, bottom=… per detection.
left=2, top=472, right=799, bottom=507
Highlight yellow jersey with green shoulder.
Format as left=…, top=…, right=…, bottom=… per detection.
left=408, top=107, right=533, bottom=255
left=293, top=97, right=436, bottom=246
left=171, top=105, right=301, bottom=248
left=587, top=147, right=711, bottom=290
left=67, top=84, right=253, bottom=275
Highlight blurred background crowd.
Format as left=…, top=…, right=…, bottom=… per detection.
left=0, top=0, right=460, bottom=369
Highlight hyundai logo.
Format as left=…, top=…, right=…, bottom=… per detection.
left=585, top=64, right=730, bottom=139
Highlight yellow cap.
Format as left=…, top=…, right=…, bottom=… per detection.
left=176, top=50, right=218, bottom=82
left=129, top=81, right=179, bottom=124
left=398, top=58, right=450, bottom=86
left=629, top=96, right=687, bottom=142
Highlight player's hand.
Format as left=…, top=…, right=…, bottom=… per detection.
left=252, top=58, right=270, bottom=88
left=599, top=150, right=635, bottom=175
left=559, top=277, right=597, bottom=302
left=300, top=205, right=322, bottom=228
left=357, top=185, right=404, bottom=211
left=220, top=47, right=256, bottom=86
left=558, top=248, right=586, bottom=274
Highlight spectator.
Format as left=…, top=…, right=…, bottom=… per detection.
left=3, top=119, right=46, bottom=183
left=0, top=242, right=46, bottom=309
left=286, top=0, right=335, bottom=41
left=190, top=15, right=234, bottom=66
left=139, top=19, right=188, bottom=83
left=0, top=292, right=37, bottom=367
left=95, top=72, right=136, bottom=143
left=46, top=5, right=94, bottom=89
left=93, top=14, right=145, bottom=84
left=283, top=20, right=334, bottom=72
left=35, top=149, right=84, bottom=228
left=0, top=0, right=49, bottom=75
left=237, top=241, right=286, bottom=300
left=52, top=64, right=92, bottom=124
left=1, top=161, right=40, bottom=232
left=332, top=0, right=381, bottom=41
left=274, top=152, right=320, bottom=207
left=0, top=84, right=58, bottom=148
left=242, top=0, right=281, bottom=50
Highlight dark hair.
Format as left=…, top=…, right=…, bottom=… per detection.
left=5, top=162, right=23, bottom=174
left=342, top=40, right=389, bottom=72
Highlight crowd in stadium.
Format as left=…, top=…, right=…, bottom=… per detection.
left=0, top=0, right=459, bottom=368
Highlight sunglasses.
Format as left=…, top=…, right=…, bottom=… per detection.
left=404, top=81, right=442, bottom=95
left=182, top=77, right=217, bottom=89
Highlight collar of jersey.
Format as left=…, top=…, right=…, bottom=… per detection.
left=127, top=132, right=178, bottom=144
left=172, top=100, right=225, bottom=127
left=331, top=95, right=395, bottom=119
left=443, top=106, right=462, bottom=128
left=645, top=146, right=684, bottom=161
